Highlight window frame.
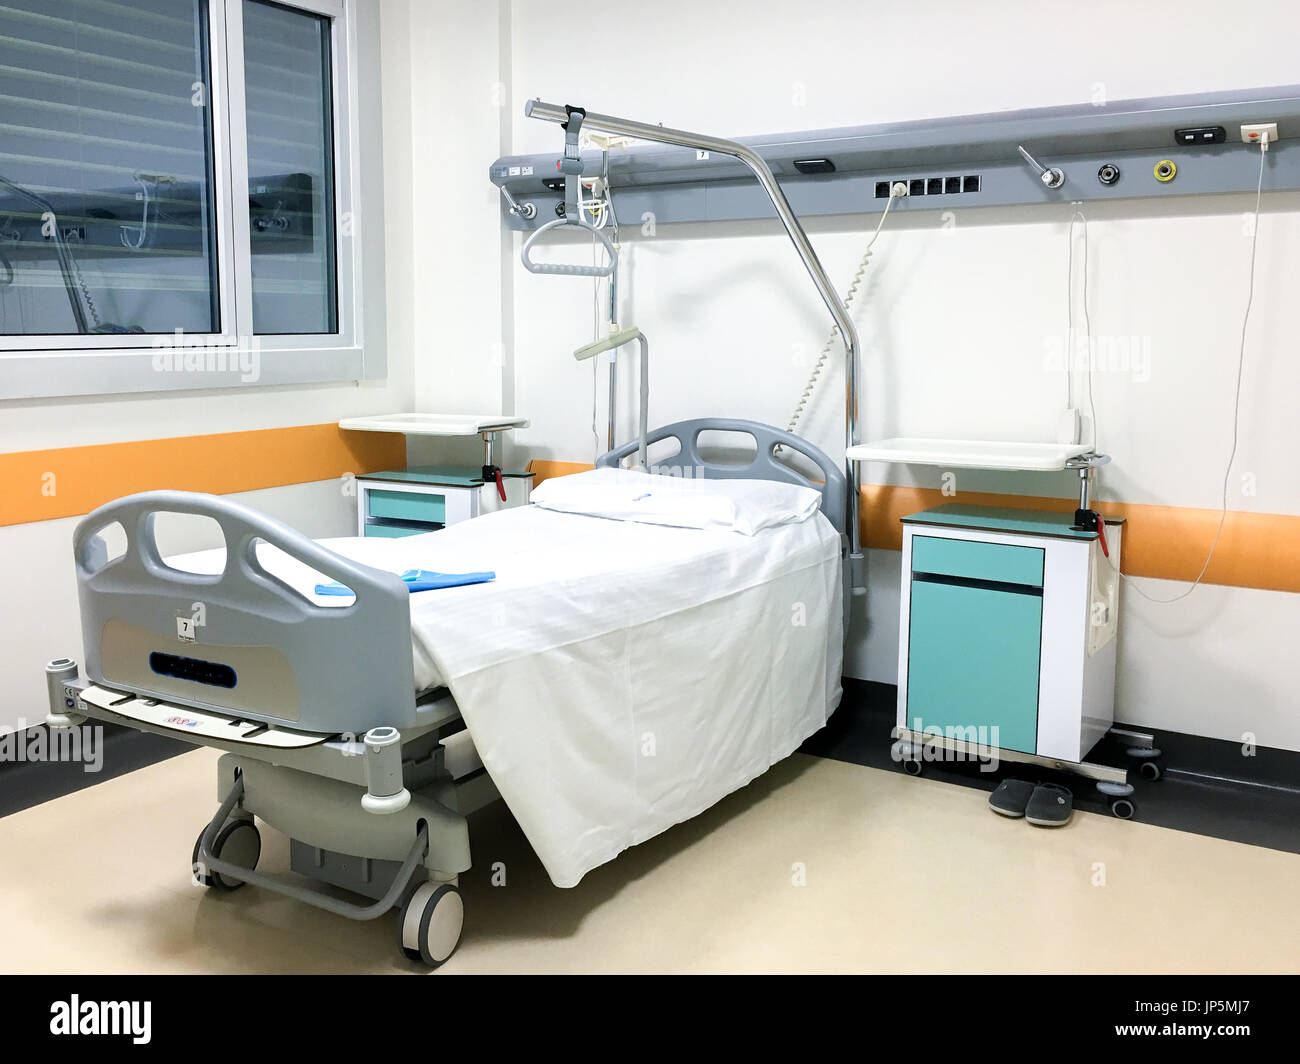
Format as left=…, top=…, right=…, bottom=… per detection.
left=0, top=0, right=372, bottom=399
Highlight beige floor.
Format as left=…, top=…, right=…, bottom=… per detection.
left=1, top=747, right=1296, bottom=973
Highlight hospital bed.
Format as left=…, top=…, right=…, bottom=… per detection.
left=45, top=418, right=847, bottom=967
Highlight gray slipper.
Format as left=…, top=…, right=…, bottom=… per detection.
left=1025, top=783, right=1073, bottom=827
left=988, top=779, right=1035, bottom=817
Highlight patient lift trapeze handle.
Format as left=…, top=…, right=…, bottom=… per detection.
left=520, top=106, right=617, bottom=278
left=521, top=219, right=616, bottom=277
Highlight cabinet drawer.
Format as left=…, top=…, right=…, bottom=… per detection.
left=367, top=489, right=446, bottom=525
left=363, top=522, right=436, bottom=539
left=912, top=535, right=1043, bottom=587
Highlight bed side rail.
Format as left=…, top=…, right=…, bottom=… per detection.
left=596, top=418, right=848, bottom=536
left=73, top=490, right=418, bottom=734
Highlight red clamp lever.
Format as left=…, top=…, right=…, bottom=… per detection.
left=482, top=464, right=508, bottom=503
left=1096, top=516, right=1109, bottom=559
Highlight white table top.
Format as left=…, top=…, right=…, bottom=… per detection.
left=846, top=437, right=1092, bottom=472
left=338, top=413, right=529, bottom=437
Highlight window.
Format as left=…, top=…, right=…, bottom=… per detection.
left=0, top=0, right=373, bottom=399
left=243, top=0, right=336, bottom=334
left=0, top=0, right=220, bottom=336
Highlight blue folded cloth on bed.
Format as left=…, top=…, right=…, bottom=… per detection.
left=314, top=569, right=495, bottom=596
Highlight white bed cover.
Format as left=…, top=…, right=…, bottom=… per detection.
left=174, top=504, right=843, bottom=887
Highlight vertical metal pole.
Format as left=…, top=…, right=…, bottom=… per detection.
left=606, top=356, right=617, bottom=453
left=606, top=181, right=619, bottom=454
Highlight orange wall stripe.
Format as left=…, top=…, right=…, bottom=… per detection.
left=21, top=437, right=1283, bottom=592
left=0, top=424, right=405, bottom=527
left=860, top=484, right=1300, bottom=594
left=527, top=459, right=594, bottom=487
left=525, top=465, right=1299, bottom=594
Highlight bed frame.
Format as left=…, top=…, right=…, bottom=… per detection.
left=44, top=418, right=847, bottom=967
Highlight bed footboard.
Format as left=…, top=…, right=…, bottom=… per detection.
left=73, top=490, right=418, bottom=733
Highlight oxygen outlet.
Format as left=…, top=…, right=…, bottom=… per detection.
left=1153, top=159, right=1177, bottom=183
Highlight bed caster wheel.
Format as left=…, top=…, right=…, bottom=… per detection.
left=192, top=819, right=261, bottom=890
left=1109, top=798, right=1136, bottom=820
left=400, top=882, right=464, bottom=968
left=1126, top=744, right=1162, bottom=777
left=902, top=759, right=923, bottom=777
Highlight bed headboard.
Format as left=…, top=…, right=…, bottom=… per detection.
left=595, top=418, right=847, bottom=535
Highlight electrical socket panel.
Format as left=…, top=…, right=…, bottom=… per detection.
left=1240, top=122, right=1279, bottom=146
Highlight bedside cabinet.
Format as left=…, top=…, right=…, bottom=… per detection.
left=897, top=503, right=1123, bottom=766
left=355, top=466, right=534, bottom=538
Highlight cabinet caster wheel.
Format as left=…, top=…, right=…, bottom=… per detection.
left=1110, top=798, right=1136, bottom=820
left=400, top=882, right=464, bottom=968
left=902, top=759, right=923, bottom=777
left=192, top=819, right=260, bottom=890
left=1138, top=760, right=1163, bottom=781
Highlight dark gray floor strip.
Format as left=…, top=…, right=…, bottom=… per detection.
left=801, top=679, right=1300, bottom=857
left=0, top=724, right=188, bottom=819
left=6, top=681, right=1300, bottom=861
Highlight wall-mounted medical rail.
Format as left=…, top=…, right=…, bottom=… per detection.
left=494, top=85, right=1300, bottom=230
left=524, top=100, right=865, bottom=573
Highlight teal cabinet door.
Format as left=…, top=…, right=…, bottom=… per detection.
left=906, top=578, right=1042, bottom=754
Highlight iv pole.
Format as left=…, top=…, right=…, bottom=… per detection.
left=523, top=101, right=865, bottom=588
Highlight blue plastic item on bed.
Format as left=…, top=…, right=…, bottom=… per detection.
left=314, top=569, right=495, bottom=596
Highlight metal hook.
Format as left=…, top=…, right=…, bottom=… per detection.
left=498, top=184, right=536, bottom=220
left=1018, top=145, right=1066, bottom=189
left=119, top=175, right=153, bottom=250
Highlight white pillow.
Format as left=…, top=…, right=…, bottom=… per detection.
left=529, top=467, right=822, bottom=535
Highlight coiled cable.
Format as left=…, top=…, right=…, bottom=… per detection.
left=785, top=185, right=902, bottom=438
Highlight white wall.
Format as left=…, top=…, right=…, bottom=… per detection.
left=398, top=0, right=519, bottom=470
left=433, top=0, right=1300, bottom=750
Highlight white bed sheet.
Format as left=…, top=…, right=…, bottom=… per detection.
left=172, top=504, right=843, bottom=887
